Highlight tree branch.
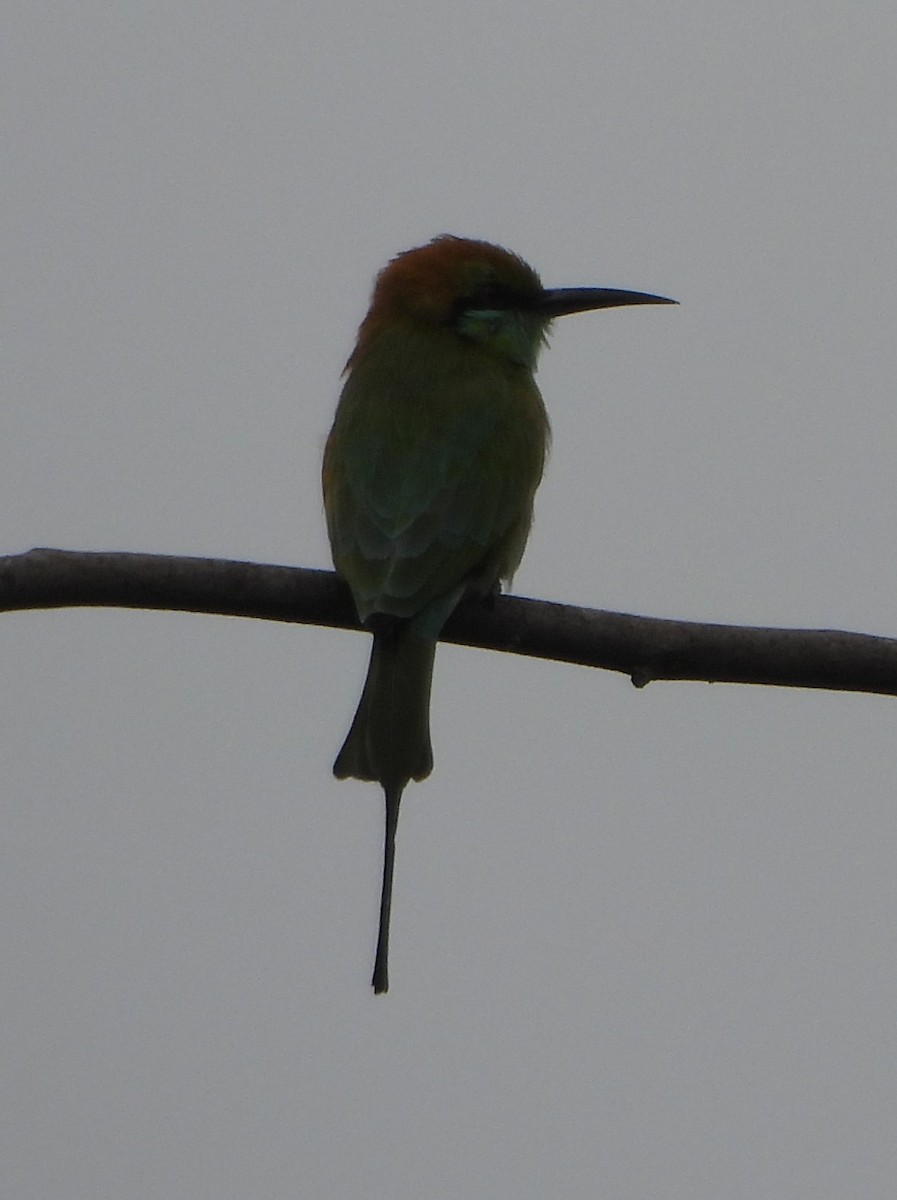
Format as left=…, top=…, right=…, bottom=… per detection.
left=2, top=548, right=896, bottom=698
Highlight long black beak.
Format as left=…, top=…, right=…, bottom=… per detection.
left=539, top=287, right=677, bottom=318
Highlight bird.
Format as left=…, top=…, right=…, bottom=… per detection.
left=323, top=235, right=675, bottom=992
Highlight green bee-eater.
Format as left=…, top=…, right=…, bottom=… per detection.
left=324, top=235, right=674, bottom=991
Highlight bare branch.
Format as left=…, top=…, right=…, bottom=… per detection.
left=2, top=548, right=896, bottom=698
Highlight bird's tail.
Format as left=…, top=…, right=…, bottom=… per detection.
left=334, top=626, right=436, bottom=992
left=372, top=783, right=401, bottom=993
left=333, top=625, right=435, bottom=786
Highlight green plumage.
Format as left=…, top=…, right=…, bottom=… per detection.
left=323, top=234, right=673, bottom=991
left=324, top=242, right=550, bottom=993
left=325, top=322, right=548, bottom=636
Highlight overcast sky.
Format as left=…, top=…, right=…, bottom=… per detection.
left=3, top=3, right=897, bottom=1197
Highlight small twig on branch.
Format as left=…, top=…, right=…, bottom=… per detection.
left=2, top=547, right=896, bottom=698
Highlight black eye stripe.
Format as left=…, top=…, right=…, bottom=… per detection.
left=470, top=282, right=507, bottom=307
left=450, top=283, right=538, bottom=323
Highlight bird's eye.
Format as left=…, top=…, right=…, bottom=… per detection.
left=473, top=276, right=524, bottom=310
left=450, top=281, right=511, bottom=325
left=471, top=282, right=502, bottom=307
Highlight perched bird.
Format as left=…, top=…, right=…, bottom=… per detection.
left=323, top=235, right=674, bottom=992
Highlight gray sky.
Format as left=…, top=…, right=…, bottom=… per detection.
left=3, top=3, right=897, bottom=1197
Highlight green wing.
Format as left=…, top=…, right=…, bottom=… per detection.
left=324, top=326, right=549, bottom=635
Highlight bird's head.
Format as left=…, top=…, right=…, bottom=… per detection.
left=348, top=235, right=675, bottom=371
